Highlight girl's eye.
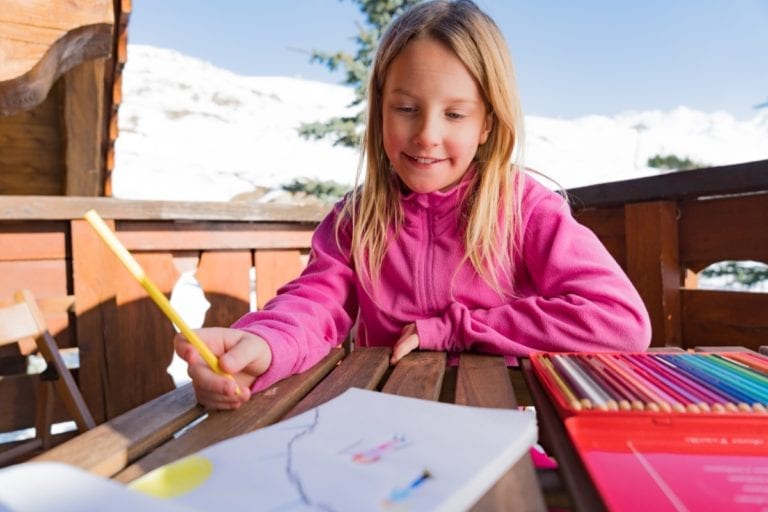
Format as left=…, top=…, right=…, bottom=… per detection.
left=396, top=106, right=417, bottom=114
left=446, top=112, right=465, bottom=120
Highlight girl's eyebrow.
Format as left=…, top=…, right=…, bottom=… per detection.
left=389, top=87, right=417, bottom=98
left=388, top=88, right=480, bottom=105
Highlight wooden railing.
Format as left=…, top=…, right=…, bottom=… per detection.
left=1, top=159, right=766, bottom=435
left=569, top=159, right=768, bottom=351
left=0, top=197, right=327, bottom=428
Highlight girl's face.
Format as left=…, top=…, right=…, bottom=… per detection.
left=382, top=37, right=491, bottom=194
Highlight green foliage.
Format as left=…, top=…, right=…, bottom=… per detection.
left=701, top=261, right=768, bottom=289
left=646, top=153, right=705, bottom=171
left=299, top=0, right=423, bottom=147
left=281, top=178, right=352, bottom=203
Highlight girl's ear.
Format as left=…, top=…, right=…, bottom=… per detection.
left=479, top=112, right=493, bottom=145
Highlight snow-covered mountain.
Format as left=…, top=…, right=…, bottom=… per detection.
left=112, top=45, right=768, bottom=201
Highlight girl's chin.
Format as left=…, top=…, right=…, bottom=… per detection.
left=400, top=177, right=462, bottom=194
left=401, top=182, right=441, bottom=194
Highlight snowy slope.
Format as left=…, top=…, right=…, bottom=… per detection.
left=112, top=45, right=768, bottom=200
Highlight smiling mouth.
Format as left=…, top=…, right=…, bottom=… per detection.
left=406, top=153, right=445, bottom=165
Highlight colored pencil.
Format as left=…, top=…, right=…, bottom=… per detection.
left=627, top=355, right=699, bottom=413
left=533, top=352, right=768, bottom=415
left=663, top=354, right=756, bottom=411
left=709, top=354, right=768, bottom=387
left=598, top=354, right=668, bottom=412
left=726, top=352, right=768, bottom=373
left=539, top=355, right=583, bottom=411
left=620, top=355, right=685, bottom=412
left=578, top=355, right=634, bottom=410
left=551, top=354, right=604, bottom=409
left=695, top=355, right=768, bottom=403
left=653, top=355, right=732, bottom=413
left=642, top=355, right=714, bottom=412
left=587, top=355, right=645, bottom=410
left=570, top=355, right=619, bottom=410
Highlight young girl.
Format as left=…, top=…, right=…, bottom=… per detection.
left=175, top=0, right=651, bottom=410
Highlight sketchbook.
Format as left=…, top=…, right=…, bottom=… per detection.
left=530, top=352, right=768, bottom=512
left=0, top=388, right=537, bottom=512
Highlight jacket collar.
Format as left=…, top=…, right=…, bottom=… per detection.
left=400, top=164, right=476, bottom=214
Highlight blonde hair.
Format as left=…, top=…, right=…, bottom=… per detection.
left=340, top=0, right=525, bottom=293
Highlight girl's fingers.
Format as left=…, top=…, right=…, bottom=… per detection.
left=173, top=333, right=200, bottom=365
left=176, top=327, right=269, bottom=410
left=194, top=387, right=246, bottom=410
left=390, top=333, right=419, bottom=364
left=390, top=344, right=407, bottom=364
left=187, top=359, right=231, bottom=395
left=219, top=335, right=272, bottom=377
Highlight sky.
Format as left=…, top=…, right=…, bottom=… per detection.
left=128, top=1, right=768, bottom=120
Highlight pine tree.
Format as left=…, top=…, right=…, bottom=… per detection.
left=701, top=261, right=768, bottom=289
left=299, top=0, right=423, bottom=148
left=646, top=153, right=704, bottom=171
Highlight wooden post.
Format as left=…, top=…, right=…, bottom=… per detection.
left=63, top=59, right=107, bottom=196
left=70, top=218, right=120, bottom=423
left=196, top=250, right=252, bottom=326
left=254, top=250, right=305, bottom=309
left=625, top=201, right=682, bottom=347
left=113, top=252, right=177, bottom=416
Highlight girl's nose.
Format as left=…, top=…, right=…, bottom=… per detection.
left=413, top=116, right=440, bottom=147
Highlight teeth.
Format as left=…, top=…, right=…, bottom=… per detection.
left=414, top=156, right=439, bottom=164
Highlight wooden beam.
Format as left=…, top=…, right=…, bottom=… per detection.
left=116, top=223, right=314, bottom=251
left=682, top=289, right=768, bottom=350
left=0, top=196, right=330, bottom=223
left=625, top=201, right=682, bottom=347
left=568, top=160, right=768, bottom=208
left=0, top=0, right=113, bottom=115
left=0, top=221, right=67, bottom=261
left=63, top=58, right=107, bottom=196
left=679, top=193, right=768, bottom=271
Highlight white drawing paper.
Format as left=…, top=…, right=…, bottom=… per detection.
left=0, top=388, right=537, bottom=512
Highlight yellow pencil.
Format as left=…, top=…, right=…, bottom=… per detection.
left=84, top=209, right=240, bottom=394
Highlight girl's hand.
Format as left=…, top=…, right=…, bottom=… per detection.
left=174, top=327, right=272, bottom=410
left=390, top=323, right=420, bottom=364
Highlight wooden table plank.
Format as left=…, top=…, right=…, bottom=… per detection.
left=114, top=348, right=345, bottom=483
left=694, top=345, right=758, bottom=353
left=520, top=359, right=606, bottom=512
left=457, top=354, right=546, bottom=512
left=647, top=346, right=686, bottom=353
left=381, top=351, right=446, bottom=400
left=32, top=383, right=203, bottom=477
left=284, top=346, right=391, bottom=419
left=456, top=353, right=517, bottom=408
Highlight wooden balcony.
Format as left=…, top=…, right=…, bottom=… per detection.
left=1, top=159, right=766, bottom=453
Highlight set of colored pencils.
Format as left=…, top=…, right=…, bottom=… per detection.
left=533, top=352, right=768, bottom=414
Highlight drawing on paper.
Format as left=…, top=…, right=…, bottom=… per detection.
left=381, top=469, right=433, bottom=509
left=341, top=434, right=410, bottom=464
left=123, top=388, right=535, bottom=512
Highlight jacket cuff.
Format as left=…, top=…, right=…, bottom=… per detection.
left=415, top=315, right=455, bottom=352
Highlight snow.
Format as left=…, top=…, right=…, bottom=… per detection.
left=112, top=45, right=768, bottom=201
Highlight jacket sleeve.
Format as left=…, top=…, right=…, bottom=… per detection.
left=416, top=186, right=651, bottom=356
left=231, top=203, right=358, bottom=392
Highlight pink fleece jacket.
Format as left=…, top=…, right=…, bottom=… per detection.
left=233, top=173, right=651, bottom=392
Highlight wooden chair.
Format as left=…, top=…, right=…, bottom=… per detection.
left=0, top=290, right=95, bottom=465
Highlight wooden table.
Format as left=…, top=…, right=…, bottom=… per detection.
left=33, top=347, right=547, bottom=511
